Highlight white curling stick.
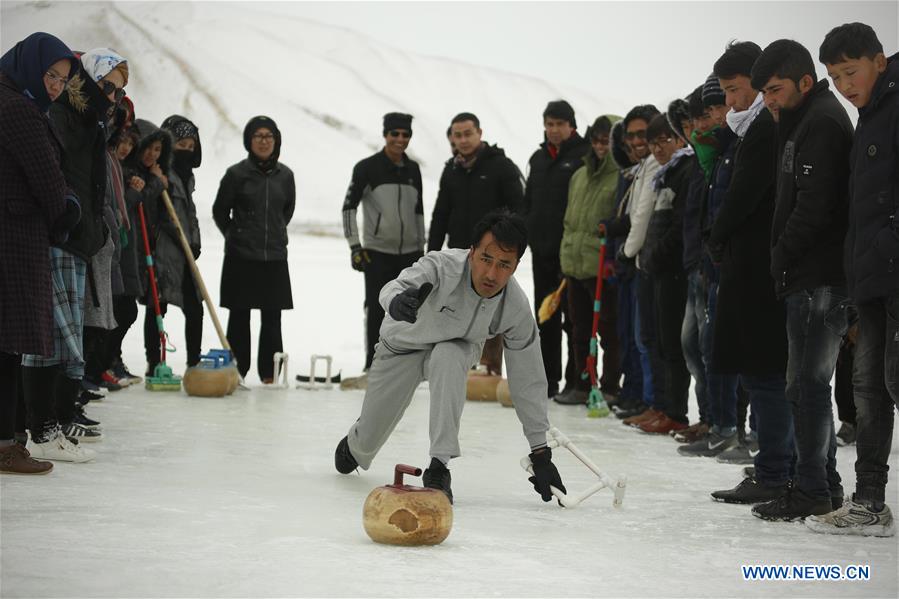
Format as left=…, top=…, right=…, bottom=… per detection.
left=520, top=427, right=627, bottom=508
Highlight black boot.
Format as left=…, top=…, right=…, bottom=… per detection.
left=422, top=457, right=453, bottom=504
left=334, top=436, right=358, bottom=474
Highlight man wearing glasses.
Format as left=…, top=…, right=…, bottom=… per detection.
left=341, top=112, right=425, bottom=389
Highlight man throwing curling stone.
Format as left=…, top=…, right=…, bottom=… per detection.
left=335, top=211, right=566, bottom=504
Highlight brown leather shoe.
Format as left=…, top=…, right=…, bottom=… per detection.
left=639, top=413, right=689, bottom=434
left=623, top=408, right=661, bottom=427
left=672, top=422, right=710, bottom=443
left=0, top=444, right=53, bottom=475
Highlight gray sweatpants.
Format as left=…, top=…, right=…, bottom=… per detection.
left=346, top=339, right=481, bottom=469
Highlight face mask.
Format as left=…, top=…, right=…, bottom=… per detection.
left=172, top=149, right=194, bottom=172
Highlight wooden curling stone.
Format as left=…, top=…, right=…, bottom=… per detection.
left=466, top=373, right=504, bottom=402
left=363, top=464, right=453, bottom=546
left=496, top=378, right=512, bottom=407
left=183, top=365, right=235, bottom=397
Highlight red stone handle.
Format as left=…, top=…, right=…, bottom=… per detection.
left=394, top=464, right=423, bottom=486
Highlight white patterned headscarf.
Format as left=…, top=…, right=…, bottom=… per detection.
left=80, top=47, right=128, bottom=85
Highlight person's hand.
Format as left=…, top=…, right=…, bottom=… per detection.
left=597, top=223, right=607, bottom=238
left=149, top=163, right=167, bottom=188
left=705, top=242, right=724, bottom=267
left=51, top=193, right=81, bottom=245
left=128, top=176, right=145, bottom=192
left=845, top=323, right=858, bottom=346
left=351, top=244, right=370, bottom=272
left=388, top=283, right=433, bottom=324
left=602, top=259, right=616, bottom=280
left=528, top=447, right=566, bottom=502
left=615, top=245, right=635, bottom=268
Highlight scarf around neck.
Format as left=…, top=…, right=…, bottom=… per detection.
left=726, top=93, right=765, bottom=138
left=652, top=146, right=695, bottom=191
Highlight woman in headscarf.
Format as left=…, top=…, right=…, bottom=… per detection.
left=0, top=32, right=80, bottom=473
left=21, top=46, right=129, bottom=461
left=213, top=116, right=295, bottom=383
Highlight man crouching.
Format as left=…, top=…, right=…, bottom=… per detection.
left=335, top=210, right=566, bottom=504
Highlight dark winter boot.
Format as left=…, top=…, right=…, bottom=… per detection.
left=711, top=477, right=788, bottom=504
left=334, top=436, right=358, bottom=474
left=751, top=487, right=834, bottom=521
left=422, top=457, right=453, bottom=504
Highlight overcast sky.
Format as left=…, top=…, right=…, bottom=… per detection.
left=272, top=0, right=898, bottom=111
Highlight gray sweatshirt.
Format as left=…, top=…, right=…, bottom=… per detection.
left=378, top=249, right=550, bottom=450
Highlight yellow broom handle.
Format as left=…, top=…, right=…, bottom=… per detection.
left=160, top=189, right=230, bottom=352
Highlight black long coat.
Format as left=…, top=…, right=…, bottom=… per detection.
left=0, top=74, right=69, bottom=355
left=708, top=110, right=788, bottom=376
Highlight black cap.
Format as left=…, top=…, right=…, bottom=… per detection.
left=383, top=112, right=413, bottom=135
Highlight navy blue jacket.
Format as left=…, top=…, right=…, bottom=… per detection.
left=846, top=52, right=899, bottom=303
left=700, top=127, right=738, bottom=282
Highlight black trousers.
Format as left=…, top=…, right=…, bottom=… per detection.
left=144, top=268, right=204, bottom=369
left=362, top=250, right=421, bottom=370
left=0, top=352, right=19, bottom=440
left=21, top=365, right=60, bottom=438
left=567, top=277, right=621, bottom=393
left=835, top=340, right=857, bottom=425
left=104, top=295, right=139, bottom=370
left=84, top=326, right=110, bottom=381
left=653, top=271, right=689, bottom=423
left=532, top=253, right=575, bottom=394
left=226, top=308, right=282, bottom=380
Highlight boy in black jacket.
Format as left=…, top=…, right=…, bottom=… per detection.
left=749, top=39, right=855, bottom=522
left=807, top=23, right=898, bottom=538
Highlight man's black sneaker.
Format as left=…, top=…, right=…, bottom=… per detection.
left=711, top=477, right=787, bottom=504
left=334, top=436, right=359, bottom=474
left=751, top=487, right=834, bottom=521
left=73, top=405, right=101, bottom=430
left=422, top=457, right=453, bottom=504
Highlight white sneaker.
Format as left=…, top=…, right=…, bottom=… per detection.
left=805, top=498, right=895, bottom=537
left=27, top=428, right=96, bottom=463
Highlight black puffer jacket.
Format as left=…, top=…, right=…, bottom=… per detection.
left=845, top=52, right=899, bottom=303
left=427, top=143, right=523, bottom=251
left=770, top=80, right=854, bottom=297
left=524, top=132, right=590, bottom=256
left=49, top=68, right=111, bottom=260
left=213, top=158, right=296, bottom=262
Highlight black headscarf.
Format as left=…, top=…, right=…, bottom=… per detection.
left=243, top=115, right=281, bottom=172
left=0, top=32, right=78, bottom=113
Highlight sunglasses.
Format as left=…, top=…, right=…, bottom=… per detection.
left=100, top=80, right=126, bottom=103
left=625, top=130, right=647, bottom=141
left=388, top=130, right=411, bottom=139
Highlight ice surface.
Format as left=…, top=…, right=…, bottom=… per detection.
left=2, top=234, right=897, bottom=598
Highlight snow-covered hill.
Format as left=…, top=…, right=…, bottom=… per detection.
left=2, top=0, right=613, bottom=231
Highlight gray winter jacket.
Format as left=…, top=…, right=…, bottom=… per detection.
left=342, top=150, right=425, bottom=255
left=378, top=249, right=550, bottom=449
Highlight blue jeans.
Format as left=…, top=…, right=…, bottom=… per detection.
left=852, top=292, right=899, bottom=504
left=635, top=271, right=658, bottom=407
left=705, top=280, right=738, bottom=429
left=785, top=286, right=848, bottom=501
left=681, top=269, right=709, bottom=423
left=616, top=276, right=643, bottom=403
left=742, top=374, right=794, bottom=486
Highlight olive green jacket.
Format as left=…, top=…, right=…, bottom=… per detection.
left=560, top=118, right=621, bottom=279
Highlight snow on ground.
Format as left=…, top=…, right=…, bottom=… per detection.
left=2, top=233, right=898, bottom=598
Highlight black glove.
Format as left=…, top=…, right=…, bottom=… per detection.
left=190, top=244, right=201, bottom=260
left=528, top=447, right=566, bottom=502
left=50, top=193, right=81, bottom=245
left=388, top=283, right=433, bottom=324
left=615, top=244, right=635, bottom=268
left=351, top=244, right=370, bottom=272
